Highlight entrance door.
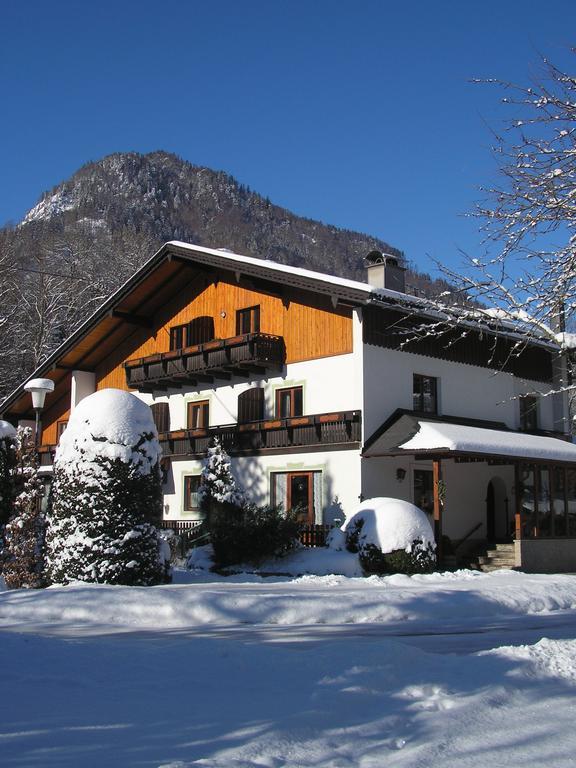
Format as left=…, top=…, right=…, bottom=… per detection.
left=287, top=472, right=314, bottom=524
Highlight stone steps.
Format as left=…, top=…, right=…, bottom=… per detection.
left=466, top=543, right=516, bottom=572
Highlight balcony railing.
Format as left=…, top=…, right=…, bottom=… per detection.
left=159, top=410, right=362, bottom=457
left=124, top=333, right=286, bottom=391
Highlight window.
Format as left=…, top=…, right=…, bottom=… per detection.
left=187, top=400, right=209, bottom=430
left=414, top=469, right=434, bottom=516
left=271, top=470, right=321, bottom=524
left=170, top=317, right=215, bottom=350
left=184, top=476, right=201, bottom=512
left=57, top=421, right=68, bottom=441
left=275, top=386, right=303, bottom=418
left=413, top=374, right=438, bottom=414
left=169, top=323, right=189, bottom=351
left=236, top=305, right=260, bottom=335
left=520, top=395, right=538, bottom=431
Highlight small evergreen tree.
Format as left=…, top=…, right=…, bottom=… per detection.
left=199, top=438, right=244, bottom=524
left=45, top=389, right=168, bottom=586
left=2, top=427, right=47, bottom=589
left=0, top=421, right=17, bottom=534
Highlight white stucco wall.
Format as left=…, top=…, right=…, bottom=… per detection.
left=361, top=455, right=515, bottom=542
left=138, top=352, right=359, bottom=432
left=362, top=344, right=557, bottom=437
left=164, top=448, right=361, bottom=523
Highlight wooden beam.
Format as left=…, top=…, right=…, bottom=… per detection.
left=514, top=462, right=523, bottom=540
left=111, top=310, right=153, bottom=328
left=433, top=458, right=443, bottom=564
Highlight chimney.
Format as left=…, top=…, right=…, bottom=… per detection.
left=364, top=250, right=406, bottom=293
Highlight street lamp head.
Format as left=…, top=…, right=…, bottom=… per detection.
left=24, top=378, right=55, bottom=410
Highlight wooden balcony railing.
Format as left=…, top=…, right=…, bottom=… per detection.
left=124, top=333, right=285, bottom=391
left=159, top=410, right=362, bottom=457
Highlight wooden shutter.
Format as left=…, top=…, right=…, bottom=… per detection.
left=238, top=387, right=264, bottom=423
left=188, top=316, right=215, bottom=346
left=150, top=402, right=170, bottom=433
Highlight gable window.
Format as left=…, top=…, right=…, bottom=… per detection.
left=170, top=317, right=215, bottom=350
left=275, top=386, right=303, bottom=419
left=170, top=323, right=189, bottom=351
left=57, top=420, right=68, bottom=441
left=520, top=395, right=538, bottom=431
left=413, top=374, right=438, bottom=414
left=184, top=476, right=202, bottom=512
left=236, top=305, right=260, bottom=335
left=187, top=400, right=209, bottom=430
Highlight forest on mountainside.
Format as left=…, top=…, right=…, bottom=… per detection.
left=0, top=151, right=456, bottom=401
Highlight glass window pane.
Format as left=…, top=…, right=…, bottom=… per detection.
left=521, top=466, right=536, bottom=537
left=538, top=469, right=552, bottom=537
left=553, top=468, right=566, bottom=536
left=567, top=470, right=576, bottom=536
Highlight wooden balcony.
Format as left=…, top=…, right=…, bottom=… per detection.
left=124, top=333, right=286, bottom=392
left=159, top=410, right=362, bottom=457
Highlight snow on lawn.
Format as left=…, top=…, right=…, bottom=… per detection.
left=2, top=569, right=576, bottom=766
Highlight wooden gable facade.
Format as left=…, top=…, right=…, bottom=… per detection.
left=3, top=243, right=355, bottom=447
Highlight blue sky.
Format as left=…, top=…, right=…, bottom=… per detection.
left=1, top=0, right=574, bottom=276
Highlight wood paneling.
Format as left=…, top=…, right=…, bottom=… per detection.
left=96, top=276, right=353, bottom=391
left=39, top=276, right=352, bottom=443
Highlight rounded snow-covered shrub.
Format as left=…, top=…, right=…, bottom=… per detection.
left=46, top=389, right=168, bottom=586
left=342, top=497, right=436, bottom=575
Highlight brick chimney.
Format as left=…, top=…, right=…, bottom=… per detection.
left=364, top=250, right=406, bottom=293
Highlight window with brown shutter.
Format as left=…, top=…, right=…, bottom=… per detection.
left=184, top=476, right=202, bottom=511
left=169, top=324, right=189, bottom=350
left=150, top=402, right=170, bottom=433
left=238, top=387, right=265, bottom=423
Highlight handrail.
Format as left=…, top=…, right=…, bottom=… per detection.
left=454, top=521, right=483, bottom=552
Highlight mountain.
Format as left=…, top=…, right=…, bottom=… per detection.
left=19, top=150, right=403, bottom=280
left=0, top=151, right=451, bottom=399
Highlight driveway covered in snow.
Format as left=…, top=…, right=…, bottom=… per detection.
left=1, top=569, right=576, bottom=767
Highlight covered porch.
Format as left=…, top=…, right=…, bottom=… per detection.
left=363, top=412, right=576, bottom=572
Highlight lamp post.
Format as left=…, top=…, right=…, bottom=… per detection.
left=24, top=378, right=55, bottom=450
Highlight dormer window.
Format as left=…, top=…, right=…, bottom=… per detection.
left=236, top=305, right=260, bottom=335
left=520, top=395, right=538, bottom=431
left=413, top=374, right=438, bottom=414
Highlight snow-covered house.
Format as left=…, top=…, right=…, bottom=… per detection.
left=2, top=241, right=576, bottom=572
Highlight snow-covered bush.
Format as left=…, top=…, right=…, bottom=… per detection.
left=342, top=498, right=436, bottom=576
left=210, top=503, right=300, bottom=568
left=199, top=438, right=245, bottom=524
left=45, top=389, right=169, bottom=585
left=2, top=426, right=47, bottom=589
left=0, top=420, right=17, bottom=532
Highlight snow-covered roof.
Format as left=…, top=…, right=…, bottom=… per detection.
left=364, top=413, right=576, bottom=464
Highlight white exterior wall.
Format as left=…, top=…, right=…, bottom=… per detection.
left=138, top=352, right=359, bottom=432
left=363, top=455, right=515, bottom=541
left=363, top=344, right=556, bottom=436
left=164, top=449, right=361, bottom=524
left=70, top=371, right=96, bottom=411
left=137, top=352, right=362, bottom=521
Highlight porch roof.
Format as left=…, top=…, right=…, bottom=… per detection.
left=363, top=413, right=576, bottom=465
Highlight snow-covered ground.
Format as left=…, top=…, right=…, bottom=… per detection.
left=2, top=560, right=576, bottom=767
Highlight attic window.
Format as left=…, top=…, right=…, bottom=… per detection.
left=236, top=305, right=260, bottom=335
